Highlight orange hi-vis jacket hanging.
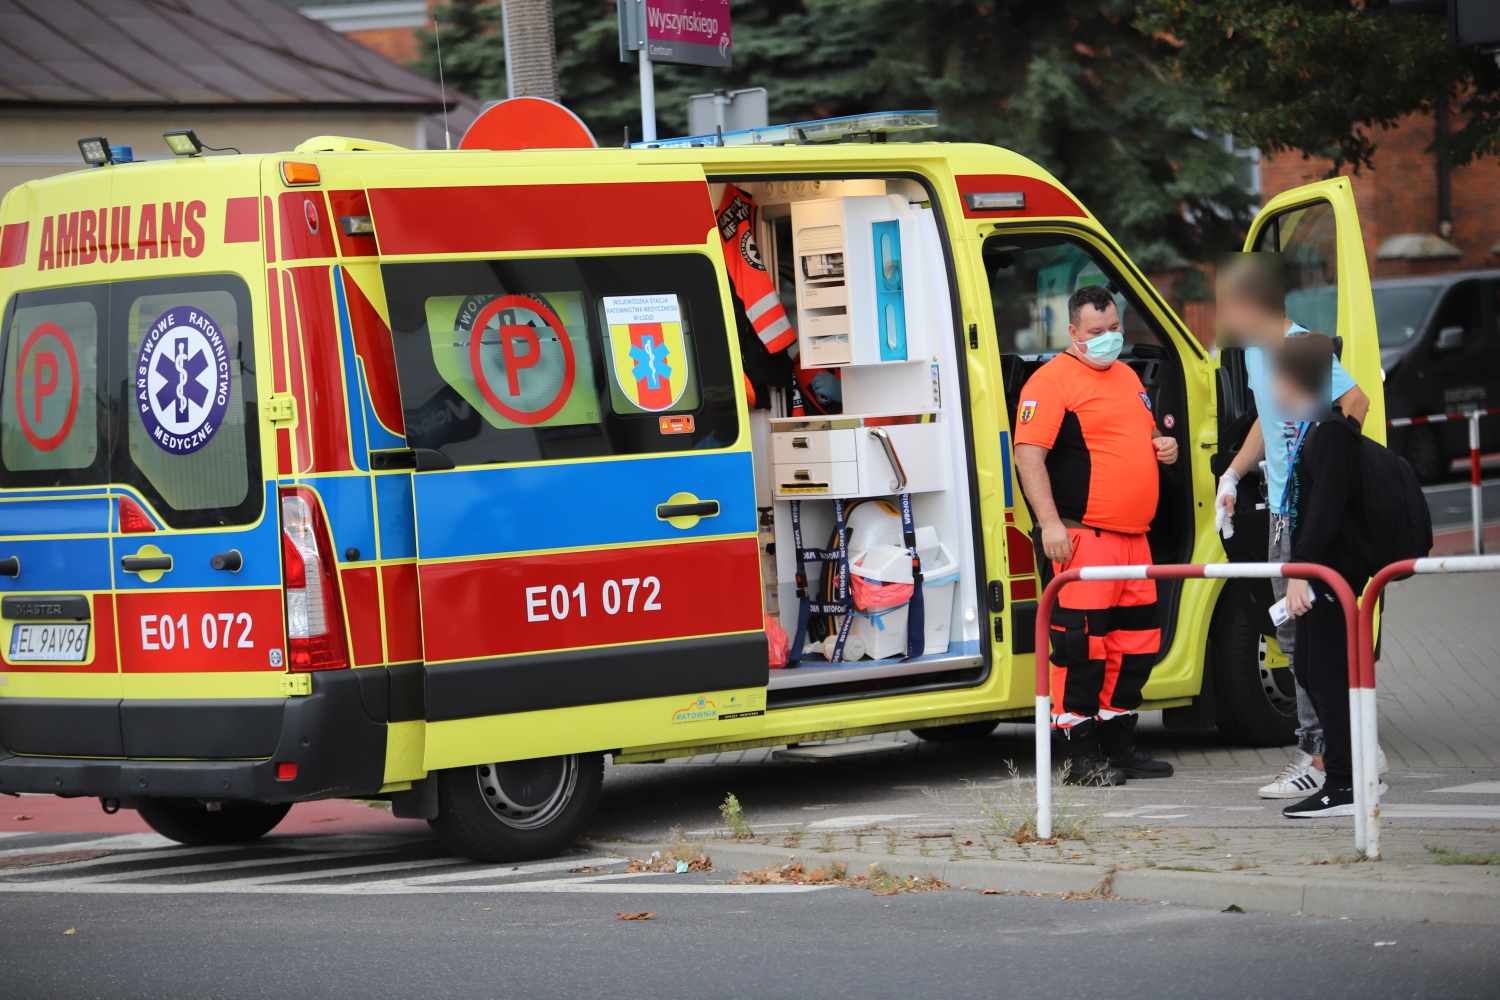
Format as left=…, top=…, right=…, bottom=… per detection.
left=715, top=184, right=795, bottom=353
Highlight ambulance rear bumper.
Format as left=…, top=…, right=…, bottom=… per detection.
left=0, top=670, right=387, bottom=802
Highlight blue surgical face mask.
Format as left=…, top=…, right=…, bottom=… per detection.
left=1075, top=328, right=1124, bottom=367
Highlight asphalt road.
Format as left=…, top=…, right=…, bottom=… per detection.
left=2, top=851, right=1495, bottom=1000
left=1423, top=477, right=1500, bottom=529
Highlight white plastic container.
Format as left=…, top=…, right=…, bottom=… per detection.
left=847, top=542, right=958, bottom=659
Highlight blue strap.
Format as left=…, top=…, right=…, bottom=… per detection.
left=900, top=492, right=925, bottom=659
left=787, top=499, right=812, bottom=667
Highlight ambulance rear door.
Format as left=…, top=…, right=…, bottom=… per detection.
left=1, top=172, right=124, bottom=760
left=366, top=158, right=768, bottom=764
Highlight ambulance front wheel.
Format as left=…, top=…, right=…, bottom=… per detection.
left=428, top=753, right=605, bottom=863
left=136, top=798, right=293, bottom=846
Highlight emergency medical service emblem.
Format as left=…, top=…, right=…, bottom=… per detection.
left=603, top=294, right=688, bottom=412
left=136, top=305, right=231, bottom=455
left=1019, top=399, right=1037, bottom=424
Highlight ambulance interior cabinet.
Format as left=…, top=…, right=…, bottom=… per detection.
left=792, top=195, right=928, bottom=368
left=768, top=416, right=949, bottom=499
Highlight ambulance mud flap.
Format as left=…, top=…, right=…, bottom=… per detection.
left=0, top=671, right=386, bottom=802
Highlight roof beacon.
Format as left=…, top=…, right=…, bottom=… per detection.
left=634, top=110, right=938, bottom=150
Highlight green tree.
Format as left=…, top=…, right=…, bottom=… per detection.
left=1136, top=1, right=1500, bottom=173
left=416, top=1, right=1257, bottom=267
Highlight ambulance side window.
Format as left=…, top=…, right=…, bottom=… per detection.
left=110, top=274, right=261, bottom=528
left=0, top=287, right=109, bottom=487
left=382, top=253, right=738, bottom=466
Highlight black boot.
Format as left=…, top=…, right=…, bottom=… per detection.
left=1098, top=714, right=1174, bottom=778
left=1055, top=719, right=1128, bottom=786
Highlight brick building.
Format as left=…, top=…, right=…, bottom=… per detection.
left=1259, top=110, right=1500, bottom=280
left=289, top=1, right=432, bottom=66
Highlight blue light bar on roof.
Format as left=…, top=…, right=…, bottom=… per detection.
left=633, top=111, right=939, bottom=149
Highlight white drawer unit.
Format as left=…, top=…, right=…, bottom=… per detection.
left=768, top=416, right=948, bottom=498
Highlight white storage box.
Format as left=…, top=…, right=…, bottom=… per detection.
left=847, top=542, right=959, bottom=659
left=768, top=418, right=948, bottom=498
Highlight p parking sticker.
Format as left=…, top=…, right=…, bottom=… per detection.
left=465, top=294, right=575, bottom=426
left=136, top=306, right=232, bottom=455
left=15, top=322, right=80, bottom=452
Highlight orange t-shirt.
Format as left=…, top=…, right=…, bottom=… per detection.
left=1012, top=352, right=1159, bottom=534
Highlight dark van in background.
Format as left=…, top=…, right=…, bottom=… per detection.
left=1378, top=270, right=1500, bottom=481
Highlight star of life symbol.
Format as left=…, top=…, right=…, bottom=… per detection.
left=136, top=305, right=232, bottom=456
left=630, top=335, right=673, bottom=391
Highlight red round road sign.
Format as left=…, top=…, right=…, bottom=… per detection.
left=15, top=321, right=80, bottom=452
left=459, top=97, right=597, bottom=151
left=467, top=295, right=576, bottom=426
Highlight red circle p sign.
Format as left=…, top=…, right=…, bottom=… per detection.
left=15, top=322, right=81, bottom=452
left=466, top=294, right=575, bottom=426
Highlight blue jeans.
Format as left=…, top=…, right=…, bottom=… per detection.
left=1270, top=513, right=1325, bottom=757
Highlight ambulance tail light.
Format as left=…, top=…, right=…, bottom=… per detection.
left=279, top=487, right=348, bottom=671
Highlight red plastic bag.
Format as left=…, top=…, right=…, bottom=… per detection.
left=765, top=613, right=790, bottom=669
left=850, top=574, right=914, bottom=612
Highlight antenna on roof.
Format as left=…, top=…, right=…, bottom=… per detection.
left=433, top=13, right=452, bottom=149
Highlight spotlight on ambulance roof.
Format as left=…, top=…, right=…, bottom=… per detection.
left=77, top=136, right=112, bottom=166
left=162, top=129, right=204, bottom=157
left=635, top=111, right=939, bottom=149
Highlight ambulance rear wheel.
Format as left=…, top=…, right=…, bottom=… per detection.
left=428, top=753, right=604, bottom=863
left=1210, top=582, right=1298, bottom=747
left=137, top=798, right=292, bottom=846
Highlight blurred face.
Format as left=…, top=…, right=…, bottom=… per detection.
left=1271, top=368, right=1320, bottom=422
left=1217, top=286, right=1283, bottom=348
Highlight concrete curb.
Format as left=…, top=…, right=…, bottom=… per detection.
left=596, top=840, right=1500, bottom=926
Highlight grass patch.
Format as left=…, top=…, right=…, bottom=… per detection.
left=1426, top=845, right=1500, bottom=866
left=964, top=760, right=1110, bottom=843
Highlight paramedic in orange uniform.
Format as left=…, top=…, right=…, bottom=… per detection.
left=1014, top=285, right=1178, bottom=786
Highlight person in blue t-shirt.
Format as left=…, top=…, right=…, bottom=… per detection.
left=1212, top=258, right=1370, bottom=800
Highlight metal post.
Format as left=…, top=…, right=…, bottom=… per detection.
left=1470, top=411, right=1484, bottom=555
left=638, top=48, right=657, bottom=143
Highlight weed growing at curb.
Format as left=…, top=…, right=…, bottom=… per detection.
left=886, top=829, right=901, bottom=854
left=818, top=832, right=838, bottom=853
left=783, top=828, right=805, bottom=848
left=965, top=761, right=1110, bottom=843
left=720, top=793, right=754, bottom=841
left=1426, top=844, right=1500, bottom=866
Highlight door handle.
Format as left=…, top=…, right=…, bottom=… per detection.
left=121, top=555, right=173, bottom=573
left=0, top=556, right=18, bottom=578
left=656, top=500, right=720, bottom=519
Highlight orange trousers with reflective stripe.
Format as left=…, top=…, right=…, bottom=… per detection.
left=1047, top=527, right=1160, bottom=729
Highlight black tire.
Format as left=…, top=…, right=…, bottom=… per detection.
left=137, top=798, right=292, bottom=846
left=1403, top=424, right=1444, bottom=484
left=428, top=753, right=604, bottom=863
left=1210, top=581, right=1298, bottom=747
left=910, top=720, right=1000, bottom=742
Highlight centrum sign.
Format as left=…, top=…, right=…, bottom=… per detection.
left=636, top=0, right=731, bottom=68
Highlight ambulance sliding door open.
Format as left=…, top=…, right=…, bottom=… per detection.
left=730, top=178, right=984, bottom=697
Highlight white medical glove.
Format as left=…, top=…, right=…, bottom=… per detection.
left=1215, top=468, right=1240, bottom=539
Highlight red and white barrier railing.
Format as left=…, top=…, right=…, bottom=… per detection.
left=1355, top=554, right=1500, bottom=860
left=1034, top=563, right=1362, bottom=843
left=1388, top=408, right=1497, bottom=554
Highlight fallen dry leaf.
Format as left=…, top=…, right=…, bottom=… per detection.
left=959, top=840, right=973, bottom=846
left=568, top=866, right=604, bottom=874
left=63, top=928, right=75, bottom=936
left=616, top=912, right=656, bottom=921
left=13, top=815, right=33, bottom=821
left=980, top=888, right=1004, bottom=895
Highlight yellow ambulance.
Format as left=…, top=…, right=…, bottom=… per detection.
left=0, top=113, right=1383, bottom=860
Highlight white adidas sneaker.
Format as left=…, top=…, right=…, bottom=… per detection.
left=1258, top=749, right=1326, bottom=799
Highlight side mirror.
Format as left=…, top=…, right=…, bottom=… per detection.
left=1435, top=325, right=1465, bottom=352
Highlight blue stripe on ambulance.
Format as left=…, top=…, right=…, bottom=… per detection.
left=374, top=472, right=416, bottom=561
left=999, top=430, right=1013, bottom=508
left=112, top=483, right=283, bottom=590
left=333, top=268, right=406, bottom=456
left=0, top=538, right=111, bottom=592
left=305, top=473, right=378, bottom=564
left=414, top=450, right=756, bottom=561
left=0, top=498, right=111, bottom=536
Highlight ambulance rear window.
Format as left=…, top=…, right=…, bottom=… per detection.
left=382, top=253, right=737, bottom=465
left=1, top=289, right=107, bottom=486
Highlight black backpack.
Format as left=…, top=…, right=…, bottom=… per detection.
left=1353, top=430, right=1433, bottom=573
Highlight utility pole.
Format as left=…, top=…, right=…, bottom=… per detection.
left=639, top=46, right=657, bottom=142
left=502, top=0, right=560, bottom=101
